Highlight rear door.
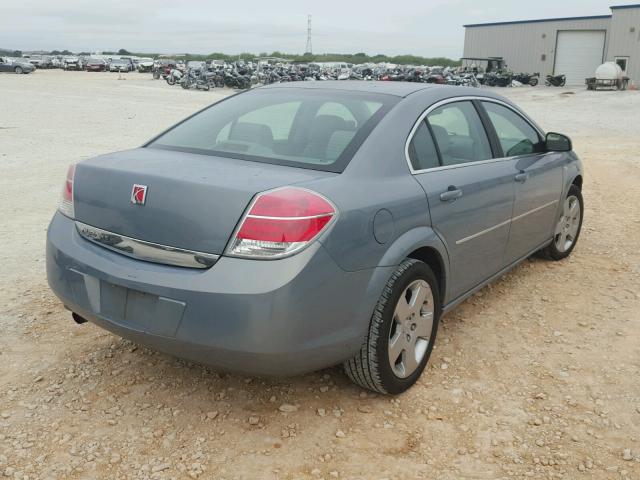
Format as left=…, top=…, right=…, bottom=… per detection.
left=410, top=100, right=515, bottom=301
left=479, top=101, right=562, bottom=264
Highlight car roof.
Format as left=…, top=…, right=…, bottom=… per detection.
left=259, top=80, right=442, bottom=98
left=258, top=81, right=512, bottom=106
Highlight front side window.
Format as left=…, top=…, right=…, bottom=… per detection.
left=482, top=102, right=542, bottom=157
left=427, top=101, right=492, bottom=166
left=148, top=89, right=397, bottom=172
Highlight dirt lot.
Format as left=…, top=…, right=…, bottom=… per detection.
left=1, top=70, right=639, bottom=480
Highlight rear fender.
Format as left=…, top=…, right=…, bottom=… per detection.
left=351, top=227, right=450, bottom=343
left=377, top=226, right=449, bottom=271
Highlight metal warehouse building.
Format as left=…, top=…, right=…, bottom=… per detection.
left=463, top=4, right=640, bottom=85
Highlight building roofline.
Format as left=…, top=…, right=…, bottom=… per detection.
left=610, top=3, right=640, bottom=9
left=464, top=14, right=612, bottom=28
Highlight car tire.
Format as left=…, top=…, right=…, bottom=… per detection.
left=344, top=259, right=441, bottom=394
left=539, top=184, right=583, bottom=261
left=15, top=66, right=23, bottom=74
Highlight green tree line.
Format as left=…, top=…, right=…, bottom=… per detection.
left=18, top=47, right=460, bottom=66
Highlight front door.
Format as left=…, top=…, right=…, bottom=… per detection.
left=409, top=100, right=515, bottom=301
left=479, top=101, right=563, bottom=264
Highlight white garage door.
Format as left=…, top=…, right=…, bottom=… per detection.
left=554, top=30, right=606, bottom=85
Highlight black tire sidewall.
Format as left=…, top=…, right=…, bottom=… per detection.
left=375, top=262, right=441, bottom=394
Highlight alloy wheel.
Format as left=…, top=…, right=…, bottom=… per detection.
left=554, top=195, right=581, bottom=252
left=388, top=279, right=434, bottom=378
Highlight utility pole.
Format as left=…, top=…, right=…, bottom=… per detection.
left=305, top=15, right=313, bottom=55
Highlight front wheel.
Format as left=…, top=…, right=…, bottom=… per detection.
left=15, top=66, right=23, bottom=74
left=344, top=259, right=441, bottom=394
left=539, top=185, right=583, bottom=260
left=529, top=77, right=539, bottom=86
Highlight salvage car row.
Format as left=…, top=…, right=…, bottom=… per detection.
left=0, top=54, right=155, bottom=73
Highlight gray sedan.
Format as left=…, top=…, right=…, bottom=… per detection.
left=0, top=57, right=35, bottom=74
left=46, top=82, right=583, bottom=394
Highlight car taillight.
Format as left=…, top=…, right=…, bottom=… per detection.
left=58, top=164, right=76, bottom=219
left=227, top=187, right=336, bottom=259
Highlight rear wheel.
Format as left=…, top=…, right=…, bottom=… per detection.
left=344, top=259, right=440, bottom=394
left=14, top=66, right=23, bottom=74
left=539, top=185, right=583, bottom=260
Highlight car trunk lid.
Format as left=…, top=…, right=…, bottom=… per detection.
left=73, top=148, right=335, bottom=255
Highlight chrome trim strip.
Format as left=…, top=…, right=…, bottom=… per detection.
left=247, top=213, right=332, bottom=221
left=456, top=218, right=512, bottom=245
left=405, top=96, right=547, bottom=175
left=455, top=199, right=559, bottom=245
left=511, top=199, right=558, bottom=222
left=75, top=222, right=219, bottom=269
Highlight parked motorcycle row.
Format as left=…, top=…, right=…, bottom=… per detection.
left=158, top=62, right=252, bottom=90
left=153, top=60, right=485, bottom=91
left=478, top=71, right=567, bottom=88
left=480, top=71, right=540, bottom=87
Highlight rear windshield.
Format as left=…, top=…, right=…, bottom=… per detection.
left=147, top=88, right=398, bottom=172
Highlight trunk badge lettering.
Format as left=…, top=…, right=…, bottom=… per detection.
left=131, top=184, right=148, bottom=205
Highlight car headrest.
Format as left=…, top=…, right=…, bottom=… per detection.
left=304, top=115, right=354, bottom=159
left=430, top=124, right=450, bottom=154
left=229, top=122, right=274, bottom=147
left=325, top=130, right=356, bottom=162
left=311, top=115, right=352, bottom=135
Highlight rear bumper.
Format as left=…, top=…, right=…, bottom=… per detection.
left=46, top=212, right=383, bottom=376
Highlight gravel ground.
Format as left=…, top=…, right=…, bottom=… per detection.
left=1, top=70, right=639, bottom=480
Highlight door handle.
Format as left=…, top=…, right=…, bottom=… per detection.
left=440, top=186, right=463, bottom=202
left=515, top=172, right=529, bottom=183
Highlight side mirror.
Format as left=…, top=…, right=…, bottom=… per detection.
left=545, top=132, right=572, bottom=152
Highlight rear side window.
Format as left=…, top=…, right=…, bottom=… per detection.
left=408, top=122, right=439, bottom=170
left=427, top=101, right=492, bottom=166
left=147, top=89, right=397, bottom=173
left=482, top=102, right=542, bottom=157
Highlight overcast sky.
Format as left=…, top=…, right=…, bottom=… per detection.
left=0, top=0, right=621, bottom=57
